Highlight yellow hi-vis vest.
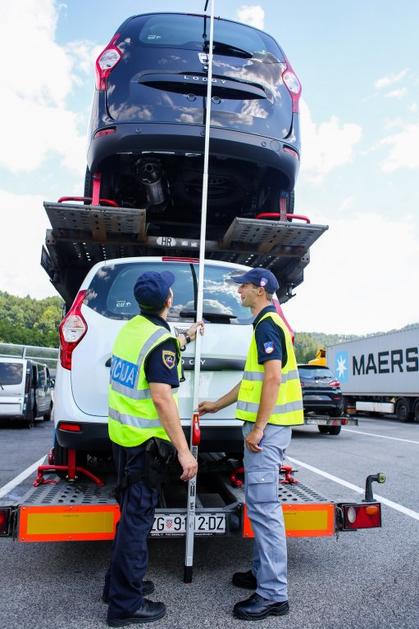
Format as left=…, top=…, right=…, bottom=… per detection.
left=108, top=315, right=181, bottom=447
left=235, top=311, right=304, bottom=426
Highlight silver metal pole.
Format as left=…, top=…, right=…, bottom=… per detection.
left=184, top=0, right=216, bottom=583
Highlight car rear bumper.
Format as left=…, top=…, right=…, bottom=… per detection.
left=56, top=420, right=244, bottom=455
left=87, top=122, right=299, bottom=189
left=303, top=397, right=344, bottom=415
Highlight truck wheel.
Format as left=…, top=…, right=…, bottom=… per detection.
left=395, top=398, right=412, bottom=422
left=413, top=399, right=419, bottom=423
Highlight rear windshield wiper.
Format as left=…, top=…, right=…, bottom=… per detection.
left=179, top=310, right=237, bottom=323
left=204, top=40, right=252, bottom=58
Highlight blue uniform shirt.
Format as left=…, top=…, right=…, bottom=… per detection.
left=253, top=305, right=287, bottom=367
left=141, top=312, right=180, bottom=388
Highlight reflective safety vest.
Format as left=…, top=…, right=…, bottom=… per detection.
left=236, top=311, right=304, bottom=426
left=108, top=315, right=181, bottom=447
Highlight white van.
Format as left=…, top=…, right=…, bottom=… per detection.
left=53, top=257, right=289, bottom=458
left=0, top=357, right=53, bottom=425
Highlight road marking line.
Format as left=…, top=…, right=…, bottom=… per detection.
left=343, top=428, right=419, bottom=445
left=0, top=455, right=46, bottom=499
left=287, top=456, right=419, bottom=522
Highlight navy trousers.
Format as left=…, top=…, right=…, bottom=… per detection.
left=105, top=443, right=159, bottom=619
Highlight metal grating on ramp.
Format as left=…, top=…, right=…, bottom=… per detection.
left=278, top=482, right=329, bottom=504
left=44, top=202, right=147, bottom=241
left=222, top=218, right=326, bottom=255
left=21, top=481, right=117, bottom=506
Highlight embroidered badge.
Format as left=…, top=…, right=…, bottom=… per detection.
left=264, top=341, right=274, bottom=354
left=162, top=350, right=176, bottom=369
left=260, top=277, right=268, bottom=287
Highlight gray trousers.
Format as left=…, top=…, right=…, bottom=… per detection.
left=242, top=421, right=291, bottom=602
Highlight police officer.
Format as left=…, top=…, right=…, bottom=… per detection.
left=198, top=268, right=303, bottom=621
left=104, top=270, right=202, bottom=627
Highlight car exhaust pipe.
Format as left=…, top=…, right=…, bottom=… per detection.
left=137, top=159, right=167, bottom=207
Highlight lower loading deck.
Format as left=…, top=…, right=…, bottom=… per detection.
left=3, top=458, right=381, bottom=543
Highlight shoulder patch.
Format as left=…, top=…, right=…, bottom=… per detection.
left=162, top=350, right=176, bottom=369
left=263, top=341, right=274, bottom=354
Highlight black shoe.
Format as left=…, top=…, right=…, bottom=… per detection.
left=232, top=570, right=257, bottom=590
left=102, top=581, right=155, bottom=604
left=233, top=593, right=289, bottom=621
left=107, top=599, right=166, bottom=626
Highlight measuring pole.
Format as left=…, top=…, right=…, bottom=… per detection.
left=183, top=0, right=216, bottom=584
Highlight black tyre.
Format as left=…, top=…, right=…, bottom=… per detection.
left=43, top=403, right=53, bottom=422
left=318, top=426, right=330, bottom=434
left=395, top=398, right=412, bottom=422
left=327, top=426, right=341, bottom=436
left=318, top=425, right=341, bottom=435
left=52, top=434, right=68, bottom=478
left=414, top=399, right=419, bottom=423
left=84, top=166, right=92, bottom=201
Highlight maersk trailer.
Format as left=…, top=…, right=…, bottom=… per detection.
left=327, top=327, right=419, bottom=422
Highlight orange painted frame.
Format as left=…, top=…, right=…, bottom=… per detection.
left=18, top=505, right=120, bottom=542
left=242, top=503, right=335, bottom=538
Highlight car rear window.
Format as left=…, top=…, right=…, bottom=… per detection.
left=84, top=262, right=253, bottom=324
left=298, top=367, right=334, bottom=379
left=0, top=362, right=23, bottom=385
left=126, top=13, right=283, bottom=59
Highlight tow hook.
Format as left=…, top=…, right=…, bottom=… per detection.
left=363, top=472, right=386, bottom=502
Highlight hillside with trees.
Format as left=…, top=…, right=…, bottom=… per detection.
left=0, top=291, right=417, bottom=356
left=0, top=292, right=63, bottom=347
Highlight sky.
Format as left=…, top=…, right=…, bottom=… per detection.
left=1, top=0, right=419, bottom=335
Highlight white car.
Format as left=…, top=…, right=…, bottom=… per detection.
left=53, top=257, right=288, bottom=459
left=0, top=357, right=53, bottom=425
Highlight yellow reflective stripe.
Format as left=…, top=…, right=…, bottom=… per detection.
left=110, top=383, right=179, bottom=400
left=134, top=328, right=169, bottom=387
left=236, top=400, right=304, bottom=414
left=242, top=369, right=299, bottom=382
left=109, top=408, right=162, bottom=429
left=110, top=382, right=152, bottom=399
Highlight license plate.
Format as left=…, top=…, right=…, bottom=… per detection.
left=151, top=513, right=226, bottom=536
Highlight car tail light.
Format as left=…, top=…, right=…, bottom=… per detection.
left=282, top=60, right=301, bottom=113
left=329, top=379, right=341, bottom=389
left=94, top=127, right=116, bottom=139
left=95, top=34, right=122, bottom=90
left=59, top=290, right=88, bottom=370
left=0, top=508, right=12, bottom=536
left=339, top=503, right=382, bottom=530
left=59, top=422, right=81, bottom=432
left=283, top=146, right=299, bottom=160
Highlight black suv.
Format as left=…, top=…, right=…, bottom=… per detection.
left=298, top=365, right=344, bottom=418
left=86, top=12, right=301, bottom=238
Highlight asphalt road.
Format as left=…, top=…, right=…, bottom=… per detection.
left=0, top=415, right=418, bottom=629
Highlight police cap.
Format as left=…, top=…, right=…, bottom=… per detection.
left=133, top=271, right=175, bottom=311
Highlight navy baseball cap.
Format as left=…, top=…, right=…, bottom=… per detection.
left=133, top=271, right=175, bottom=310
left=231, top=268, right=279, bottom=293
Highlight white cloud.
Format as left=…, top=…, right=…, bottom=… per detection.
left=236, top=5, right=265, bottom=30
left=0, top=189, right=57, bottom=298
left=380, top=122, right=419, bottom=172
left=284, top=212, right=419, bottom=334
left=375, top=69, right=409, bottom=90
left=0, top=0, right=97, bottom=176
left=299, top=100, right=362, bottom=183
left=385, top=88, right=407, bottom=99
